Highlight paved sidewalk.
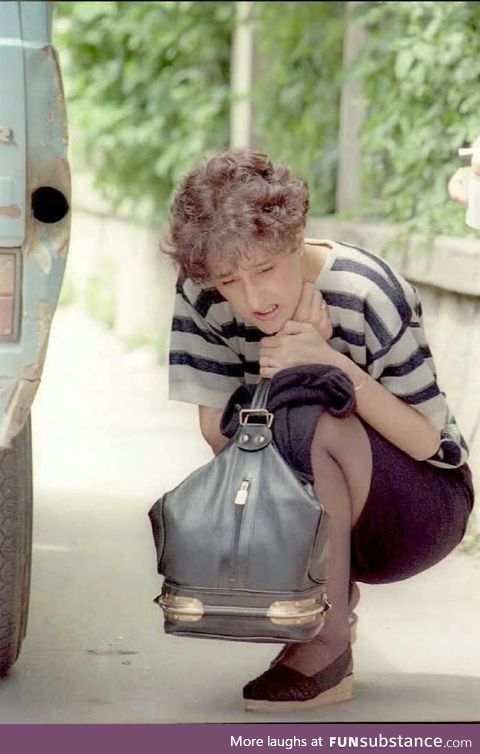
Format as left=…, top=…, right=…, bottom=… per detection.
left=4, top=305, right=476, bottom=723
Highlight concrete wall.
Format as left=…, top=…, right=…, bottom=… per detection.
left=66, top=172, right=177, bottom=348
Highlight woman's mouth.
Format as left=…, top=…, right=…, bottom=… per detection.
left=253, top=304, right=279, bottom=322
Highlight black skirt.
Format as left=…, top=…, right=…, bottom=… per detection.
left=350, top=419, right=475, bottom=584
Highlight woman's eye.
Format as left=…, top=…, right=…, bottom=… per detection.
left=221, top=280, right=235, bottom=286
left=258, top=267, right=273, bottom=275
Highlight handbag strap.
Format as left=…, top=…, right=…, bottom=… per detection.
left=236, top=377, right=273, bottom=439
left=250, top=377, right=271, bottom=410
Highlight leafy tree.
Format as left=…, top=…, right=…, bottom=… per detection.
left=252, top=2, right=345, bottom=216
left=56, top=1, right=344, bottom=221
left=55, top=1, right=234, bottom=223
left=55, top=1, right=480, bottom=237
left=353, top=1, right=480, bottom=236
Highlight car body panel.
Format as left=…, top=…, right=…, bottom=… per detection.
left=0, top=1, right=70, bottom=447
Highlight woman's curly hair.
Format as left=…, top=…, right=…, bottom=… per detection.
left=163, top=149, right=310, bottom=282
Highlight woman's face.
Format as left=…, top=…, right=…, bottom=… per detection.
left=208, top=246, right=304, bottom=334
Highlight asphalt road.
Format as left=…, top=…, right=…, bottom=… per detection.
left=0, top=308, right=478, bottom=723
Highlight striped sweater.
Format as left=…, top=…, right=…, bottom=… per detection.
left=168, top=239, right=468, bottom=469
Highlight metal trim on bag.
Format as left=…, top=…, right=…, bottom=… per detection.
left=157, top=593, right=204, bottom=623
left=267, top=597, right=329, bottom=626
left=158, top=591, right=330, bottom=627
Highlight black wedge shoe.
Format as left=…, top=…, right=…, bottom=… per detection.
left=243, top=645, right=353, bottom=712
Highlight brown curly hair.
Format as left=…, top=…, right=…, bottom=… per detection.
left=163, top=149, right=310, bottom=282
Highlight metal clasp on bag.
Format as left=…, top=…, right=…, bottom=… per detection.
left=238, top=408, right=273, bottom=427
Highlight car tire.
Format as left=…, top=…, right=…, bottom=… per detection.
left=0, top=416, right=33, bottom=677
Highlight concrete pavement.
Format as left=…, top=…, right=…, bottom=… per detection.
left=0, top=306, right=478, bottom=723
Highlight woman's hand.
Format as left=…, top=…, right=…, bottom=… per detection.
left=291, top=282, right=333, bottom=340
left=259, top=320, right=341, bottom=378
left=259, top=283, right=336, bottom=378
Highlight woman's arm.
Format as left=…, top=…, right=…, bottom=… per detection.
left=329, top=353, right=441, bottom=462
left=198, top=405, right=230, bottom=456
left=259, top=320, right=441, bottom=463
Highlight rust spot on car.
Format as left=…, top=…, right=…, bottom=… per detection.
left=20, top=363, right=41, bottom=382
left=0, top=126, right=14, bottom=144
left=0, top=205, right=21, bottom=219
left=37, top=299, right=53, bottom=366
left=0, top=377, right=38, bottom=448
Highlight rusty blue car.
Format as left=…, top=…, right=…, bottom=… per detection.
left=0, top=0, right=70, bottom=675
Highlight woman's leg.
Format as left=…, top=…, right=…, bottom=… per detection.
left=279, top=412, right=373, bottom=676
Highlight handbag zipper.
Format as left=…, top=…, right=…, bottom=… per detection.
left=234, top=479, right=250, bottom=506
left=229, top=478, right=250, bottom=583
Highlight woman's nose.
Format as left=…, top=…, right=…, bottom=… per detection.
left=244, top=281, right=264, bottom=311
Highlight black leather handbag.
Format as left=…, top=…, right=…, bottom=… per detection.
left=148, top=378, right=330, bottom=643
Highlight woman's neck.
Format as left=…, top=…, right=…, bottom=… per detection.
left=301, top=240, right=332, bottom=283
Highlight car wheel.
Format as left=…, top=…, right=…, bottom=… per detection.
left=0, top=416, right=33, bottom=677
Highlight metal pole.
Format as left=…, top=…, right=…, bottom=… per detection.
left=230, top=1, right=254, bottom=149
left=336, top=1, right=367, bottom=214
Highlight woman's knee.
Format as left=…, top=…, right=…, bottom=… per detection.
left=311, top=412, right=369, bottom=456
left=311, top=412, right=374, bottom=520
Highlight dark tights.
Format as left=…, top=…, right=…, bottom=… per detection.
left=280, top=412, right=373, bottom=675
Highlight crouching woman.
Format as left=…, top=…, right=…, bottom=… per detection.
left=164, top=148, right=474, bottom=712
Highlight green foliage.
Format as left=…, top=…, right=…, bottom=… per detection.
left=353, top=1, right=480, bottom=236
left=54, top=1, right=234, bottom=223
left=252, top=2, right=345, bottom=215
left=55, top=1, right=343, bottom=220
left=55, top=0, right=480, bottom=237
